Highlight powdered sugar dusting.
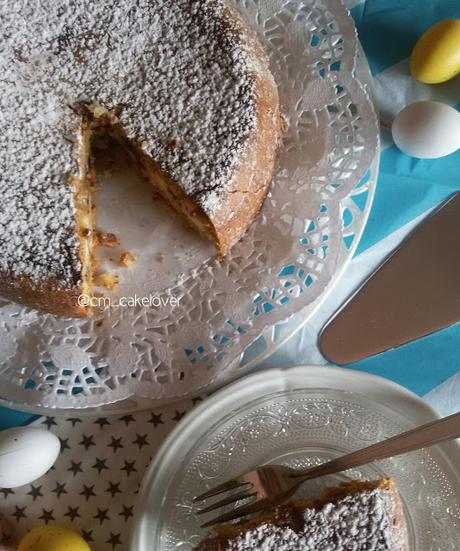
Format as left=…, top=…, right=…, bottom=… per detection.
left=226, top=490, right=406, bottom=550
left=0, top=0, right=258, bottom=286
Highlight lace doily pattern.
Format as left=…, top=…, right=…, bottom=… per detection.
left=0, top=0, right=378, bottom=411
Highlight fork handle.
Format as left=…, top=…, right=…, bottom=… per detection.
left=293, top=411, right=460, bottom=482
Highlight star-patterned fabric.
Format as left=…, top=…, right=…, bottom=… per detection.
left=0, top=397, right=202, bottom=549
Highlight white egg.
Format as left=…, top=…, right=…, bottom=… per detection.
left=0, top=427, right=60, bottom=488
left=392, top=101, right=460, bottom=159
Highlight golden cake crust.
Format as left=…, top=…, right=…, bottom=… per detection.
left=200, top=5, right=282, bottom=258
left=0, top=275, right=88, bottom=317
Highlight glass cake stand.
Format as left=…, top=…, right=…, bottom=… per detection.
left=0, top=0, right=380, bottom=414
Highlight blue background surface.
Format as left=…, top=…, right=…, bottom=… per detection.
left=348, top=0, right=460, bottom=405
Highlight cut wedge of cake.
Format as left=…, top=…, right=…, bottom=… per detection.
left=194, top=478, right=409, bottom=550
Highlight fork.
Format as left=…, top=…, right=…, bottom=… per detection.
left=194, top=410, right=460, bottom=527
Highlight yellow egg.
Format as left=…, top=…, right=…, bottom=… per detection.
left=411, top=19, right=460, bottom=83
left=18, top=525, right=91, bottom=551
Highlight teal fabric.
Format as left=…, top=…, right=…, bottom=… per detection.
left=349, top=1, right=460, bottom=394
left=0, top=407, right=37, bottom=430
left=356, top=133, right=460, bottom=255
left=348, top=324, right=460, bottom=396
left=351, top=0, right=460, bottom=75
left=350, top=0, right=460, bottom=395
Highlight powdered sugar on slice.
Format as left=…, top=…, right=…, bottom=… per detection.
left=227, top=489, right=406, bottom=551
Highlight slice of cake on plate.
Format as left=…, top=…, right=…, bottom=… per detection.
left=195, top=478, right=409, bottom=550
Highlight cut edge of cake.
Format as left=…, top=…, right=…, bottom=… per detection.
left=0, top=1, right=282, bottom=318
left=65, top=4, right=282, bottom=318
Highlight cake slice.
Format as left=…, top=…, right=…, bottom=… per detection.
left=194, top=478, right=409, bottom=550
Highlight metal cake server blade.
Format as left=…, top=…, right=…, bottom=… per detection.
left=319, top=192, right=460, bottom=365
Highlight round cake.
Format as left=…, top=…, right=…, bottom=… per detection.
left=0, top=0, right=282, bottom=317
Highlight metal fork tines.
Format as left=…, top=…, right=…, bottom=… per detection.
left=194, top=465, right=302, bottom=527
left=194, top=411, right=460, bottom=527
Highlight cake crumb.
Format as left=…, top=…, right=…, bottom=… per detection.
left=157, top=253, right=165, bottom=263
left=169, top=137, right=182, bottom=148
left=90, top=103, right=109, bottom=119
left=119, top=251, right=136, bottom=268
left=280, top=113, right=289, bottom=133
left=96, top=231, right=119, bottom=248
left=95, top=272, right=120, bottom=291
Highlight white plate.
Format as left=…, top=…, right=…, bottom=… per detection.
left=131, top=366, right=460, bottom=550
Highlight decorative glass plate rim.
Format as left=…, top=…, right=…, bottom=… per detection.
left=130, top=365, right=460, bottom=549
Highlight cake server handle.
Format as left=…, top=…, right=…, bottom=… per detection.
left=292, top=410, right=460, bottom=481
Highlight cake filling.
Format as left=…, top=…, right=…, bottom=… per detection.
left=69, top=102, right=221, bottom=314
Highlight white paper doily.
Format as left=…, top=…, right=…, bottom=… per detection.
left=0, top=0, right=379, bottom=412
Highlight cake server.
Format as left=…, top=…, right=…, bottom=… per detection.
left=319, top=191, right=460, bottom=365
left=193, top=411, right=460, bottom=526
